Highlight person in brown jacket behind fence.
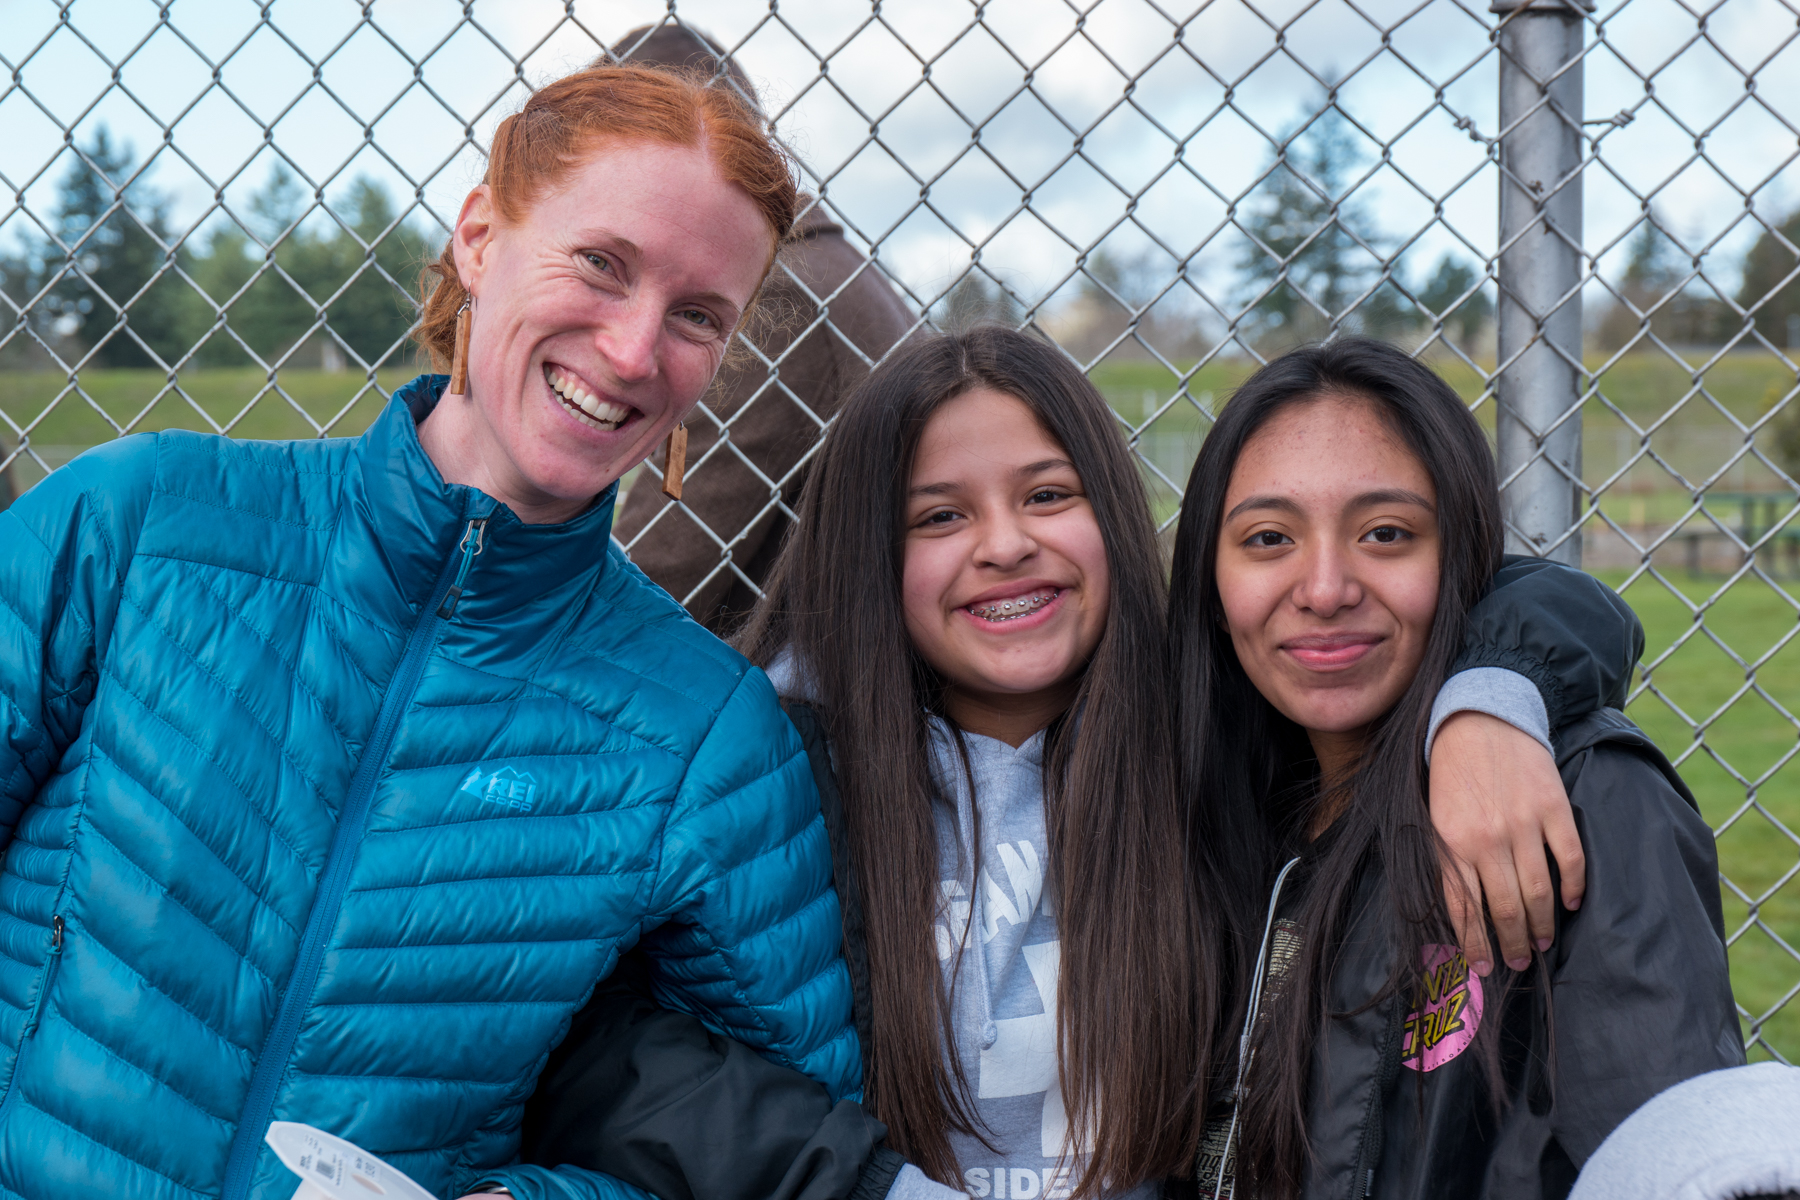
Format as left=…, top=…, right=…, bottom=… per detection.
left=607, top=25, right=921, bottom=633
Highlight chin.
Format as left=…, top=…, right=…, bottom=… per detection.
left=1288, top=703, right=1386, bottom=735
left=522, top=444, right=629, bottom=495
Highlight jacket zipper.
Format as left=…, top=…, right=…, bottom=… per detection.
left=0, top=915, right=65, bottom=1119
left=220, top=516, right=488, bottom=1200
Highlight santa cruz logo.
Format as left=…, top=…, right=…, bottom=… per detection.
left=1402, top=943, right=1484, bottom=1071
left=457, top=765, right=538, bottom=814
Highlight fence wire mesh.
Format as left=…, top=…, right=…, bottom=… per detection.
left=1, top=0, right=1796, bottom=1062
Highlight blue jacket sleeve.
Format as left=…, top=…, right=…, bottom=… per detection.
left=0, top=437, right=156, bottom=853
left=474, top=1163, right=658, bottom=1200
left=1451, top=556, right=1645, bottom=730
left=640, top=665, right=862, bottom=1102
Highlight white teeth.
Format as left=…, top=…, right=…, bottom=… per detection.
left=546, top=366, right=628, bottom=431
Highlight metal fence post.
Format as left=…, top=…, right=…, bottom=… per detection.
left=1493, top=0, right=1591, bottom=565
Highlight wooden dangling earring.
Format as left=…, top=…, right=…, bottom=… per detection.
left=449, top=296, right=472, bottom=395
left=660, top=422, right=688, bottom=501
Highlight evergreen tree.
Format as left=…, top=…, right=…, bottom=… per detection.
left=1237, top=102, right=1385, bottom=340
left=1417, top=254, right=1492, bottom=346
left=1598, top=212, right=1728, bottom=350
left=1737, top=208, right=1800, bottom=350
left=181, top=165, right=432, bottom=369
left=40, top=127, right=192, bottom=368
left=320, top=177, right=433, bottom=366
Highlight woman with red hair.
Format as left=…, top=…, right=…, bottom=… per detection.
left=0, top=65, right=857, bottom=1200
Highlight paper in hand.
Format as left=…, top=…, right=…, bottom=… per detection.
left=265, top=1121, right=436, bottom=1200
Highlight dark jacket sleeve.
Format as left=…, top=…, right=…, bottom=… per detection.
left=1451, top=555, right=1645, bottom=729
left=522, top=950, right=902, bottom=1200
left=1540, top=716, right=1745, bottom=1166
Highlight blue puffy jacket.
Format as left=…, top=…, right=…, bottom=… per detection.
left=0, top=375, right=859, bottom=1200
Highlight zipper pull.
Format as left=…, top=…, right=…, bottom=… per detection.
left=22, top=916, right=64, bottom=1040
left=436, top=518, right=488, bottom=620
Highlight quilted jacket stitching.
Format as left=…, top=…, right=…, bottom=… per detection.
left=182, top=564, right=362, bottom=750
left=666, top=751, right=819, bottom=896
left=77, top=822, right=279, bottom=991
left=345, top=866, right=656, bottom=900
left=133, top=550, right=399, bottom=642
left=0, top=583, right=42, bottom=653
left=183, top=435, right=350, bottom=477
left=357, top=801, right=671, bottom=844
left=330, top=934, right=598, bottom=954
left=11, top=1093, right=209, bottom=1198
left=68, top=914, right=257, bottom=1060
left=0, top=693, right=42, bottom=800
left=152, top=486, right=337, bottom=533
left=296, top=1069, right=518, bottom=1088
left=72, top=463, right=132, bottom=594
left=561, top=639, right=735, bottom=721
left=88, top=744, right=302, bottom=937
left=118, top=592, right=335, bottom=812
left=405, top=684, right=685, bottom=758
left=310, top=998, right=572, bottom=1012
left=53, top=1007, right=236, bottom=1126
left=97, top=668, right=316, bottom=882
left=311, top=599, right=387, bottom=691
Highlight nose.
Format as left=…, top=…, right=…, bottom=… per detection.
left=1292, top=538, right=1362, bottom=618
left=597, top=300, right=660, bottom=385
left=972, top=508, right=1038, bottom=572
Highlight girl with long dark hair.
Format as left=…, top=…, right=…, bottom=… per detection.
left=522, top=327, right=1642, bottom=1200
left=1170, top=339, right=1742, bottom=1199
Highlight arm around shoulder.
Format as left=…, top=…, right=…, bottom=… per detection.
left=1453, top=556, right=1644, bottom=728
left=518, top=951, right=891, bottom=1200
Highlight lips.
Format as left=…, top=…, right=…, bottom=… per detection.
left=545, top=363, right=635, bottom=431
left=966, top=587, right=1060, bottom=623
left=1281, top=633, right=1384, bottom=670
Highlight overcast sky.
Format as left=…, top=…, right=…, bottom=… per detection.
left=2, top=0, right=1794, bottom=331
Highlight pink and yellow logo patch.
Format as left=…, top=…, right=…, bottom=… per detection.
left=1402, top=944, right=1483, bottom=1072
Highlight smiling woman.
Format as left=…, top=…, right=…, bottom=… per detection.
left=1170, top=339, right=1742, bottom=1200
left=412, top=67, right=792, bottom=524
left=0, top=62, right=866, bottom=1200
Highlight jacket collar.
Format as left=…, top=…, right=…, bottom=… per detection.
left=359, top=374, right=620, bottom=616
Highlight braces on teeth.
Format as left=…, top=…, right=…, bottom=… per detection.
left=970, top=590, right=1057, bottom=621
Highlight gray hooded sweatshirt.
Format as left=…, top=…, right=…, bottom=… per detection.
left=887, top=718, right=1160, bottom=1200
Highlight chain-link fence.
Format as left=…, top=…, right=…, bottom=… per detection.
left=2, top=0, right=1796, bottom=1063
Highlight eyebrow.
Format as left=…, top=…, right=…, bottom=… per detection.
left=1224, top=487, right=1435, bottom=523
left=908, top=457, right=1078, bottom=498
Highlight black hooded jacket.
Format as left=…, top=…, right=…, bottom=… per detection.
left=1193, top=709, right=1742, bottom=1200
left=517, top=557, right=1646, bottom=1200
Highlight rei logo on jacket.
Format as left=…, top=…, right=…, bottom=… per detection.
left=457, top=765, right=539, bottom=814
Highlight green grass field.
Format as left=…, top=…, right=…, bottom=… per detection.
left=0, top=368, right=415, bottom=488
left=4, top=359, right=1798, bottom=1061
left=1603, top=568, right=1800, bottom=1062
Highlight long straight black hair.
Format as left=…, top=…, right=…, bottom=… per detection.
left=1168, top=338, right=1505, bottom=1199
left=739, top=326, right=1207, bottom=1194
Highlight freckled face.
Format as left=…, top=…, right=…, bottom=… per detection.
left=901, top=389, right=1111, bottom=721
left=451, top=139, right=773, bottom=511
left=1215, top=395, right=1441, bottom=740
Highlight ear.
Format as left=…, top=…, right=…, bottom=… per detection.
left=451, top=185, right=497, bottom=296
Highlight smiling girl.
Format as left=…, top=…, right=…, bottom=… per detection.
left=1170, top=339, right=1741, bottom=1199
left=605, top=326, right=1631, bottom=1200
